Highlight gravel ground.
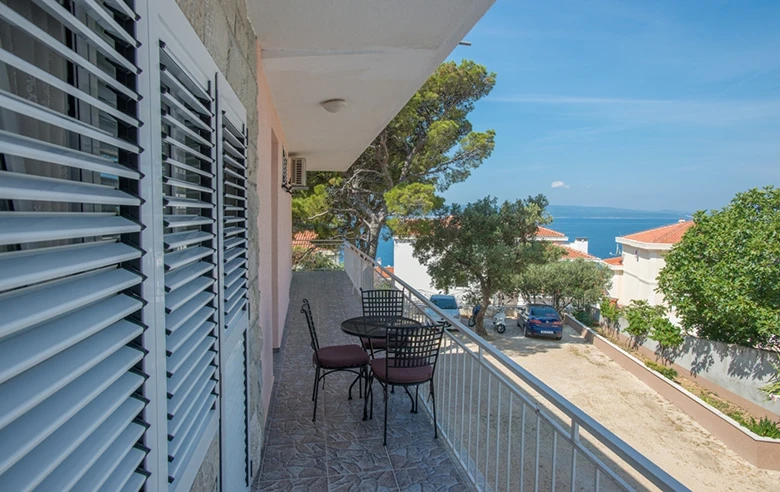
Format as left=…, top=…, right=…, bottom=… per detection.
left=478, top=321, right=780, bottom=492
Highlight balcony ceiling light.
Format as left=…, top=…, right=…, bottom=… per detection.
left=320, top=98, right=347, bottom=113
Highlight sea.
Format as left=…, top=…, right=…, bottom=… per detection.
left=374, top=216, right=683, bottom=266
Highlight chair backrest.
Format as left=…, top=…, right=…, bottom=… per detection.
left=361, top=289, right=405, bottom=318
left=385, top=324, right=443, bottom=375
left=300, top=298, right=319, bottom=353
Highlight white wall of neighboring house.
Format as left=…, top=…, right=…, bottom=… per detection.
left=615, top=246, right=668, bottom=307
left=393, top=238, right=438, bottom=297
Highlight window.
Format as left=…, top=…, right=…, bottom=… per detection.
left=0, top=1, right=251, bottom=491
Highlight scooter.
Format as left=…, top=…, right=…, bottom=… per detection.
left=493, top=307, right=507, bottom=334
left=467, top=304, right=480, bottom=327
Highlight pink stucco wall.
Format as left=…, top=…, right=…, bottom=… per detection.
left=255, top=44, right=292, bottom=416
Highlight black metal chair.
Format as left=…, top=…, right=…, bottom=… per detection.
left=301, top=299, right=369, bottom=421
left=365, top=323, right=444, bottom=445
left=360, top=288, right=405, bottom=355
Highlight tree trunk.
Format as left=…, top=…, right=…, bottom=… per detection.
left=475, top=291, right=491, bottom=336
left=366, top=220, right=383, bottom=259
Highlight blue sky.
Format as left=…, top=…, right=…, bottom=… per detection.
left=442, top=0, right=780, bottom=212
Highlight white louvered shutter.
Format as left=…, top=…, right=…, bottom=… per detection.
left=156, top=37, right=220, bottom=489
left=0, top=0, right=149, bottom=491
left=217, top=76, right=250, bottom=491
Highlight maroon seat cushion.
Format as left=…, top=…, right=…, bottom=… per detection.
left=361, top=337, right=387, bottom=350
left=370, top=358, right=433, bottom=385
left=314, top=344, right=369, bottom=369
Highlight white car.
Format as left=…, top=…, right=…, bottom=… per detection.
left=425, top=294, right=461, bottom=326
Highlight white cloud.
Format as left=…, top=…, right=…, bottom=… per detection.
left=551, top=181, right=569, bottom=189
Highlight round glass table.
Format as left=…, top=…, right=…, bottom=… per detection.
left=340, top=316, right=424, bottom=339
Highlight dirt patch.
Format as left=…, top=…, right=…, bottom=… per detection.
left=485, top=323, right=780, bottom=491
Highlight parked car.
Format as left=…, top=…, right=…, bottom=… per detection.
left=425, top=294, right=461, bottom=326
left=519, top=304, right=563, bottom=340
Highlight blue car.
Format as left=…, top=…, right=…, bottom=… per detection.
left=521, top=304, right=563, bottom=340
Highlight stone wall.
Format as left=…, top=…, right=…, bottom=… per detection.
left=176, top=0, right=265, bottom=488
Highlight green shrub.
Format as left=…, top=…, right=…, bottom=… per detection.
left=744, top=417, right=780, bottom=439
left=574, top=310, right=598, bottom=328
left=644, top=360, right=678, bottom=381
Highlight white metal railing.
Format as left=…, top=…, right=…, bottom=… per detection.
left=343, top=241, right=688, bottom=492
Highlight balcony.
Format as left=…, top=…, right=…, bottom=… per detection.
left=255, top=243, right=686, bottom=491
left=254, top=271, right=469, bottom=490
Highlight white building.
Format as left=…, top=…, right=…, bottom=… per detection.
left=393, top=226, right=595, bottom=301
left=606, top=220, right=694, bottom=307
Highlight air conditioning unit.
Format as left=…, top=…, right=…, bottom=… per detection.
left=289, top=157, right=307, bottom=188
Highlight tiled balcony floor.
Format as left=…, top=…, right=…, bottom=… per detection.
left=253, top=272, right=472, bottom=491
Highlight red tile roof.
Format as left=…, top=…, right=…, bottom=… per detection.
left=375, top=266, right=395, bottom=279
left=556, top=245, right=597, bottom=260
left=620, top=220, right=693, bottom=244
left=536, top=226, right=566, bottom=238
left=603, top=256, right=623, bottom=266
left=292, top=230, right=318, bottom=248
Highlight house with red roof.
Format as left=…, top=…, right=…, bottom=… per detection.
left=606, top=220, right=693, bottom=307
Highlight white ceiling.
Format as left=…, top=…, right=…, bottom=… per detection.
left=247, top=0, right=496, bottom=171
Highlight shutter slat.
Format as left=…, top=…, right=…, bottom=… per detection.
left=222, top=117, right=244, bottom=143
left=164, top=230, right=214, bottom=249
left=168, top=396, right=216, bottom=481
left=224, top=257, right=247, bottom=277
left=224, top=268, right=246, bottom=290
left=161, top=92, right=211, bottom=133
left=74, top=435, right=144, bottom=492
left=166, top=261, right=214, bottom=292
left=224, top=166, right=246, bottom=181
left=0, top=268, right=142, bottom=340
left=163, top=214, right=214, bottom=229
left=224, top=180, right=247, bottom=192
left=0, top=49, right=140, bottom=128
left=0, top=213, right=140, bottom=246
left=166, top=294, right=215, bottom=335
left=225, top=246, right=246, bottom=263
left=164, top=135, right=213, bottom=164
left=223, top=149, right=245, bottom=168
left=0, top=3, right=138, bottom=100
left=166, top=156, right=214, bottom=178
left=169, top=383, right=216, bottom=454
left=224, top=193, right=246, bottom=203
left=35, top=402, right=144, bottom=492
left=0, top=241, right=141, bottom=292
left=164, top=246, right=214, bottom=270
left=0, top=130, right=140, bottom=179
left=168, top=362, right=214, bottom=420
left=0, top=356, right=144, bottom=475
left=164, top=196, right=214, bottom=209
left=0, top=397, right=144, bottom=492
left=225, top=299, right=247, bottom=331
left=167, top=323, right=214, bottom=375
left=161, top=68, right=212, bottom=117
left=165, top=276, right=213, bottom=313
left=96, top=447, right=146, bottom=492
left=29, top=0, right=139, bottom=72
left=102, top=0, right=137, bottom=21
left=224, top=226, right=244, bottom=238
left=225, top=288, right=247, bottom=315
left=0, top=90, right=140, bottom=153
left=164, top=176, right=212, bottom=194
left=162, top=113, right=213, bottom=148
left=119, top=473, right=147, bottom=492
left=73, top=0, right=138, bottom=47
left=159, top=45, right=213, bottom=104
left=166, top=307, right=213, bottom=354
left=0, top=322, right=142, bottom=431
left=168, top=344, right=215, bottom=397
left=224, top=236, right=246, bottom=250
left=0, top=303, right=142, bottom=385
left=0, top=171, right=139, bottom=205
left=222, top=124, right=243, bottom=148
